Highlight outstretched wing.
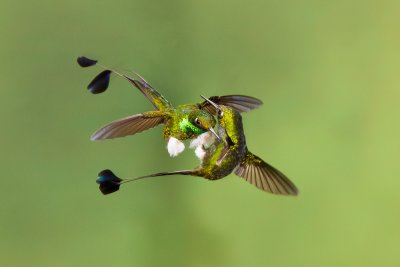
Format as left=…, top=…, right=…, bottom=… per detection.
left=123, top=74, right=172, bottom=111
left=91, top=112, right=164, bottom=141
left=200, top=95, right=263, bottom=114
left=235, top=151, right=298, bottom=195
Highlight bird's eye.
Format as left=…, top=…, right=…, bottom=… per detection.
left=195, top=118, right=201, bottom=125
left=217, top=110, right=223, bottom=117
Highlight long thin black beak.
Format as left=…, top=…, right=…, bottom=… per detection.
left=200, top=95, right=221, bottom=111
left=208, top=127, right=221, bottom=140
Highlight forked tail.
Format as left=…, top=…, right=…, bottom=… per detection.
left=122, top=170, right=194, bottom=184
left=96, top=169, right=194, bottom=195
left=78, top=56, right=172, bottom=110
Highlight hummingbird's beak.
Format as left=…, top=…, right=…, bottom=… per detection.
left=208, top=127, right=221, bottom=140
left=200, top=95, right=221, bottom=111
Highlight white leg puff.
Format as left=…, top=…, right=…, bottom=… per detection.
left=190, top=132, right=215, bottom=161
left=189, top=132, right=214, bottom=149
left=167, top=137, right=185, bottom=157
left=194, top=145, right=206, bottom=161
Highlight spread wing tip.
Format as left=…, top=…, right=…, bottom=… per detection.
left=235, top=152, right=299, bottom=196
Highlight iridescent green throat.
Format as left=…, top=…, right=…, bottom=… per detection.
left=179, top=118, right=205, bottom=134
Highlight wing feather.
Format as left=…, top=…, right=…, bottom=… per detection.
left=235, top=152, right=298, bottom=195
left=91, top=112, right=164, bottom=141
left=200, top=95, right=263, bottom=114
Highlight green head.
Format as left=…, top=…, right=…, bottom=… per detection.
left=200, top=95, right=243, bottom=140
left=179, top=110, right=220, bottom=139
left=214, top=105, right=237, bottom=129
left=200, top=95, right=236, bottom=124
left=188, top=110, right=216, bottom=131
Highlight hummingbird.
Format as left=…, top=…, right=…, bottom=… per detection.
left=96, top=96, right=298, bottom=195
left=78, top=56, right=263, bottom=157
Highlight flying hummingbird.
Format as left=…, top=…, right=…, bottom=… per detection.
left=96, top=96, right=298, bottom=195
left=78, top=56, right=263, bottom=157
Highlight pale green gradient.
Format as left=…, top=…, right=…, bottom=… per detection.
left=1, top=0, right=399, bottom=266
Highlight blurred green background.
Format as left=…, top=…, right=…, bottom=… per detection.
left=1, top=0, right=399, bottom=266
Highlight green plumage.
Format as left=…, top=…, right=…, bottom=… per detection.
left=79, top=58, right=296, bottom=194
left=86, top=62, right=263, bottom=151
left=114, top=102, right=299, bottom=195
left=193, top=107, right=246, bottom=179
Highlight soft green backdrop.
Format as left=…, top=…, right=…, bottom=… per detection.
left=1, top=0, right=399, bottom=266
